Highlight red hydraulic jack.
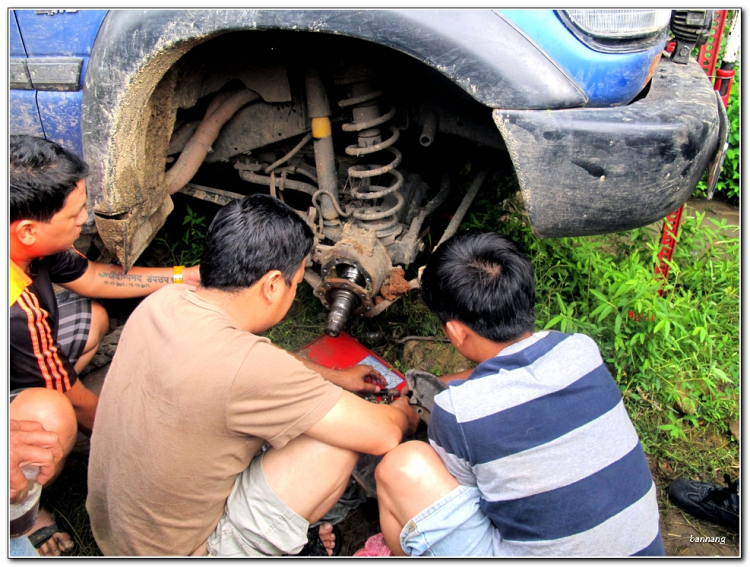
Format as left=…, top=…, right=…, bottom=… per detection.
left=655, top=10, right=736, bottom=296
left=297, top=331, right=407, bottom=396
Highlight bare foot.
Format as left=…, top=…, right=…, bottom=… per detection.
left=30, top=508, right=74, bottom=556
left=318, top=523, right=336, bottom=556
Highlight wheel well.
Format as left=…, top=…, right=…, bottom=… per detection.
left=88, top=26, right=505, bottom=268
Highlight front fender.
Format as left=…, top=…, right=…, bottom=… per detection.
left=82, top=9, right=585, bottom=268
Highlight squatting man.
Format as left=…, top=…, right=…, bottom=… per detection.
left=9, top=135, right=200, bottom=554
left=85, top=194, right=420, bottom=556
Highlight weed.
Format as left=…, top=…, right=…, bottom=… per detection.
left=262, top=282, right=327, bottom=351
left=457, top=187, right=739, bottom=450
left=693, top=14, right=740, bottom=203
left=155, top=204, right=208, bottom=267
left=392, top=360, right=407, bottom=373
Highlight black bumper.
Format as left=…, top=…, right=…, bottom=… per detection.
left=494, top=58, right=722, bottom=238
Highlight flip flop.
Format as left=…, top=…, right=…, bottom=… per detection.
left=28, top=520, right=62, bottom=549
left=28, top=516, right=73, bottom=554
left=297, top=523, right=343, bottom=556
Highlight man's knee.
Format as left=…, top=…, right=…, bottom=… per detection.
left=376, top=440, right=445, bottom=489
left=10, top=388, right=78, bottom=454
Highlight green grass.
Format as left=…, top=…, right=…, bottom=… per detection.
left=272, top=175, right=739, bottom=487
left=261, top=283, right=328, bottom=351
left=463, top=180, right=739, bottom=482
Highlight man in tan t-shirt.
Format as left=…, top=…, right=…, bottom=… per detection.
left=85, top=194, right=419, bottom=556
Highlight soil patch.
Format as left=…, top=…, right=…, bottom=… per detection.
left=338, top=497, right=382, bottom=556
left=401, top=340, right=475, bottom=375
left=659, top=506, right=739, bottom=556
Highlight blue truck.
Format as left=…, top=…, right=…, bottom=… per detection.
left=10, top=9, right=725, bottom=335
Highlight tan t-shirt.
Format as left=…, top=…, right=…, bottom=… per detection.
left=86, top=285, right=342, bottom=556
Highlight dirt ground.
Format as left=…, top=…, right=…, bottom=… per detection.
left=659, top=506, right=739, bottom=556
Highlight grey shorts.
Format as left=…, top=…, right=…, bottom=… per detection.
left=55, top=289, right=92, bottom=364
left=206, top=451, right=310, bottom=557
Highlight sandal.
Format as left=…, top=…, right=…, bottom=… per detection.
left=27, top=515, right=74, bottom=555
left=297, top=523, right=343, bottom=556
left=28, top=519, right=63, bottom=549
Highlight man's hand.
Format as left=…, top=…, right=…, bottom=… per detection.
left=182, top=265, right=201, bottom=287
left=10, top=420, right=64, bottom=500
left=390, top=396, right=420, bottom=436
left=333, top=365, right=388, bottom=395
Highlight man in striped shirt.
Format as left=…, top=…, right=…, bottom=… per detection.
left=375, top=231, right=664, bottom=556
left=9, top=135, right=200, bottom=554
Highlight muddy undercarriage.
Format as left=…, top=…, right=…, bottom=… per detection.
left=137, top=32, right=507, bottom=334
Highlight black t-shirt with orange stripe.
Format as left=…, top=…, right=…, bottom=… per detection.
left=10, top=249, right=88, bottom=393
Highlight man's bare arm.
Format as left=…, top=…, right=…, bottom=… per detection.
left=63, top=380, right=98, bottom=436
left=305, top=392, right=419, bottom=456
left=61, top=262, right=200, bottom=299
left=438, top=368, right=473, bottom=385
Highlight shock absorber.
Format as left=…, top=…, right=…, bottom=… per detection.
left=337, top=78, right=404, bottom=241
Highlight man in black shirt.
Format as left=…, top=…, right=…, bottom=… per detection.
left=9, top=135, right=200, bottom=554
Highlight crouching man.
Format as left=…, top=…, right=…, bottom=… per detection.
left=86, top=194, right=420, bottom=556
left=10, top=135, right=199, bottom=554
left=375, top=231, right=665, bottom=556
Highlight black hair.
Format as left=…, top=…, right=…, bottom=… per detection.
left=420, top=230, right=536, bottom=343
left=10, top=135, right=90, bottom=224
left=200, top=193, right=314, bottom=291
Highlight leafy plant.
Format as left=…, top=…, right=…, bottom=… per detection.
left=693, top=13, right=740, bottom=203
left=156, top=204, right=207, bottom=267
left=717, top=74, right=740, bottom=200
left=461, top=191, right=739, bottom=442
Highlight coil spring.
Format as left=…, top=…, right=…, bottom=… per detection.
left=338, top=83, right=404, bottom=239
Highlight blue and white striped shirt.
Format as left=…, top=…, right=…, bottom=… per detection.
left=428, top=330, right=664, bottom=556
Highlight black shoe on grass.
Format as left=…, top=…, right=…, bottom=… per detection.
left=669, top=474, right=739, bottom=530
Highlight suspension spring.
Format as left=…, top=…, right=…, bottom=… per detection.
left=338, top=80, right=404, bottom=239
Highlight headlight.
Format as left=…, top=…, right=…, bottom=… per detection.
left=557, top=9, right=671, bottom=53
left=564, top=10, right=672, bottom=38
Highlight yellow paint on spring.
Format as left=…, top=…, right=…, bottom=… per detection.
left=312, top=117, right=331, bottom=138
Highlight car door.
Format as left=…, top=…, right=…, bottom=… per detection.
left=11, top=9, right=107, bottom=156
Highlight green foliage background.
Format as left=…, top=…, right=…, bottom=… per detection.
left=693, top=13, right=740, bottom=202
left=462, top=183, right=738, bottom=467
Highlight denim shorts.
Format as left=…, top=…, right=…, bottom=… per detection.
left=9, top=536, right=39, bottom=557
left=400, top=484, right=501, bottom=556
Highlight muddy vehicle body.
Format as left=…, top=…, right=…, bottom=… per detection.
left=10, top=9, right=724, bottom=335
